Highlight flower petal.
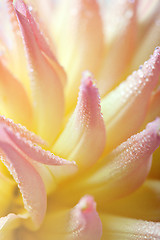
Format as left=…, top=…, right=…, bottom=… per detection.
left=101, top=47, right=160, bottom=153
left=137, top=0, right=160, bottom=42
left=15, top=6, right=64, bottom=144
left=67, top=118, right=160, bottom=202
left=53, top=72, right=106, bottom=170
left=0, top=115, right=45, bottom=146
left=143, top=87, right=160, bottom=126
left=149, top=146, right=160, bottom=179
left=0, top=115, right=77, bottom=192
left=0, top=116, right=69, bottom=226
left=100, top=214, right=160, bottom=240
left=54, top=0, right=104, bottom=112
left=0, top=59, right=33, bottom=130
left=14, top=0, right=67, bottom=87
left=0, top=139, right=47, bottom=227
left=0, top=213, right=22, bottom=240
left=32, top=195, right=102, bottom=240
left=131, top=14, right=160, bottom=71
left=97, top=0, right=137, bottom=96
left=100, top=179, right=160, bottom=221
left=0, top=0, right=30, bottom=93
left=0, top=172, right=15, bottom=217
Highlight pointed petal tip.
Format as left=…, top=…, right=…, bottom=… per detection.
left=72, top=195, right=102, bottom=240
left=77, top=71, right=103, bottom=127
left=53, top=71, right=106, bottom=169
left=102, top=46, right=160, bottom=152
left=78, top=195, right=96, bottom=213
left=0, top=115, right=75, bottom=167
left=81, top=71, right=95, bottom=87
left=0, top=115, right=46, bottom=146
left=13, top=0, right=27, bottom=17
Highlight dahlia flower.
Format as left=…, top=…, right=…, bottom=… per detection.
left=0, top=0, right=160, bottom=239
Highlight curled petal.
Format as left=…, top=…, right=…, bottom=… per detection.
left=0, top=115, right=76, bottom=167
left=0, top=145, right=46, bottom=227
left=0, top=115, right=45, bottom=145
left=54, top=0, right=104, bottom=112
left=6, top=127, right=75, bottom=167
left=101, top=214, right=160, bottom=240
left=53, top=72, right=106, bottom=169
left=0, top=116, right=77, bottom=226
left=33, top=195, right=102, bottom=240
left=101, top=47, right=160, bottom=153
left=15, top=6, right=64, bottom=144
left=68, top=118, right=160, bottom=202
left=0, top=59, right=33, bottom=129
left=98, top=0, right=137, bottom=96
left=14, top=0, right=67, bottom=87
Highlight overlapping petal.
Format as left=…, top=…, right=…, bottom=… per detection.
left=14, top=0, right=67, bottom=87
left=25, top=195, right=102, bottom=240
left=64, top=118, right=160, bottom=202
left=0, top=173, right=15, bottom=217
left=101, top=47, right=160, bottom=153
left=131, top=4, right=160, bottom=71
left=53, top=72, right=106, bottom=169
left=98, top=0, right=137, bottom=96
left=54, top=0, right=104, bottom=112
left=0, top=213, right=23, bottom=240
left=15, top=3, right=64, bottom=144
left=0, top=59, right=32, bottom=129
left=137, top=0, right=160, bottom=42
left=0, top=116, right=77, bottom=226
left=0, top=0, right=160, bottom=239
left=101, top=214, right=160, bottom=240
left=143, top=87, right=160, bottom=126
left=0, top=0, right=30, bottom=93
left=100, top=179, right=160, bottom=221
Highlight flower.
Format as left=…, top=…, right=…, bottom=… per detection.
left=0, top=0, right=160, bottom=239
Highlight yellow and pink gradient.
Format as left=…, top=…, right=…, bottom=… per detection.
left=0, top=0, right=160, bottom=239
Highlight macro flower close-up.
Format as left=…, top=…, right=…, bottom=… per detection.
left=0, top=0, right=160, bottom=239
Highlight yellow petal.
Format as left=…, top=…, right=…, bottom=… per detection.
left=100, top=214, right=160, bottom=240
left=0, top=115, right=77, bottom=195
left=14, top=0, right=67, bottom=87
left=63, top=118, right=160, bottom=203
left=99, top=179, right=160, bottom=221
left=0, top=0, right=30, bottom=94
left=130, top=10, right=160, bottom=71
left=15, top=6, right=64, bottom=144
left=54, top=0, right=104, bottom=113
left=21, top=195, right=102, bottom=240
left=0, top=172, right=15, bottom=217
left=0, top=214, right=22, bottom=240
left=137, top=0, right=160, bottom=42
left=97, top=0, right=137, bottom=96
left=101, top=47, right=160, bottom=153
left=53, top=72, right=106, bottom=170
left=0, top=60, right=33, bottom=130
